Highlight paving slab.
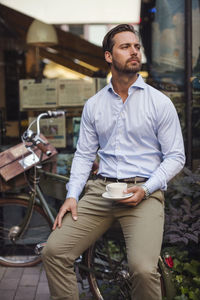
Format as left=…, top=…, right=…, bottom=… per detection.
left=23, top=265, right=42, bottom=275
left=35, top=294, right=51, bottom=300
left=36, top=281, right=50, bottom=295
left=0, top=267, right=6, bottom=280
left=0, top=264, right=94, bottom=300
left=14, top=286, right=36, bottom=300
left=0, top=290, right=16, bottom=300
left=0, top=277, right=20, bottom=290
left=4, top=268, right=24, bottom=279
left=19, top=273, right=39, bottom=286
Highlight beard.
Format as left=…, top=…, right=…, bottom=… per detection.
left=112, top=57, right=141, bottom=74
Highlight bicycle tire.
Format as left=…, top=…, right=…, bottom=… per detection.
left=0, top=195, right=52, bottom=267
left=86, top=233, right=169, bottom=300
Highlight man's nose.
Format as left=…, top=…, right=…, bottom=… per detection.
left=130, top=46, right=137, bottom=55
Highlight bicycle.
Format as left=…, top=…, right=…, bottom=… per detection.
left=0, top=111, right=176, bottom=299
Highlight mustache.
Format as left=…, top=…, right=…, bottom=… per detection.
left=127, top=57, right=140, bottom=63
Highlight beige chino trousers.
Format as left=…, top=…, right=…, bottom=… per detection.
left=42, top=178, right=165, bottom=300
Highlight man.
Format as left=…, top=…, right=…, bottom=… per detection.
left=42, top=24, right=185, bottom=300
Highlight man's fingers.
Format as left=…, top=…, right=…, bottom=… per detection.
left=118, top=196, right=136, bottom=204
left=117, top=198, right=138, bottom=206
left=57, top=210, right=67, bottom=228
left=118, top=186, right=144, bottom=206
left=52, top=216, right=58, bottom=230
left=71, top=204, right=78, bottom=221
left=52, top=209, right=67, bottom=230
left=52, top=198, right=78, bottom=230
left=125, top=186, right=138, bottom=193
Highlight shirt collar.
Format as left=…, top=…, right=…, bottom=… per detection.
left=107, top=74, right=146, bottom=94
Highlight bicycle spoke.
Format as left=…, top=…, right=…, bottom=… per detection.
left=0, top=197, right=51, bottom=267
left=87, top=235, right=131, bottom=300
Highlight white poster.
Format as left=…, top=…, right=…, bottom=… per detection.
left=20, top=79, right=58, bottom=110
left=29, top=114, right=66, bottom=148
left=58, top=79, right=96, bottom=107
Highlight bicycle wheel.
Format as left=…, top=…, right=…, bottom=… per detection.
left=86, top=232, right=169, bottom=300
left=0, top=195, right=52, bottom=267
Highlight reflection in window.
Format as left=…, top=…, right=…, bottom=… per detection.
left=151, top=0, right=200, bottom=92
left=151, top=0, right=185, bottom=91
left=192, top=0, right=200, bottom=91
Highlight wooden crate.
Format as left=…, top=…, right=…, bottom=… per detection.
left=0, top=134, right=57, bottom=192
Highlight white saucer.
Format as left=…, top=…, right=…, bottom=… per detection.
left=102, top=192, right=133, bottom=200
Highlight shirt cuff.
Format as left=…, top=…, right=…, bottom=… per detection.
left=66, top=183, right=80, bottom=202
left=66, top=191, right=79, bottom=202
left=143, top=176, right=167, bottom=194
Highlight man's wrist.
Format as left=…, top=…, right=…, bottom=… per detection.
left=141, top=184, right=150, bottom=199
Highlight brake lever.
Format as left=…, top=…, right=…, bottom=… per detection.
left=33, top=135, right=52, bottom=156
left=22, top=131, right=51, bottom=156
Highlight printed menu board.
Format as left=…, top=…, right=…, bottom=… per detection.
left=20, top=78, right=107, bottom=109
left=58, top=79, right=96, bottom=106
left=20, top=79, right=58, bottom=110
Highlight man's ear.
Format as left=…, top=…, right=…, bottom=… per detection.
left=105, top=51, right=112, bottom=64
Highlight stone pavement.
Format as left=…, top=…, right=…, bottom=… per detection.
left=0, top=263, right=94, bottom=300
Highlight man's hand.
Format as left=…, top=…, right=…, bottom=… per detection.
left=117, top=185, right=145, bottom=206
left=52, top=197, right=77, bottom=230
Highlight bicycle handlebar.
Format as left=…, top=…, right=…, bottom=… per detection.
left=22, top=110, right=66, bottom=155
left=35, top=140, right=52, bottom=156
left=36, top=111, right=65, bottom=135
left=45, top=110, right=65, bottom=118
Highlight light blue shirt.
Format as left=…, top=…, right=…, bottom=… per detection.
left=67, top=75, right=185, bottom=201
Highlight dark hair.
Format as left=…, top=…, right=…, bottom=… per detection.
left=102, top=24, right=136, bottom=53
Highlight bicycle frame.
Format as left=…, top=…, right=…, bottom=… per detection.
left=8, top=167, right=69, bottom=241
left=0, top=110, right=176, bottom=299
left=8, top=111, right=67, bottom=241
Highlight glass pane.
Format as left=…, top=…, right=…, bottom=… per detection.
left=151, top=0, right=185, bottom=91
left=192, top=0, right=200, bottom=90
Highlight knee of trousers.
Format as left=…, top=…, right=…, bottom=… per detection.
left=41, top=239, right=74, bottom=267
left=41, top=240, right=56, bottom=263
left=129, top=259, right=159, bottom=281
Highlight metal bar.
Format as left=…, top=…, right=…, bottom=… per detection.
left=36, top=185, right=55, bottom=225
left=38, top=168, right=69, bottom=182
left=185, top=0, right=193, bottom=168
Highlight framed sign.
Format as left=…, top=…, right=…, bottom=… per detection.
left=20, top=79, right=58, bottom=110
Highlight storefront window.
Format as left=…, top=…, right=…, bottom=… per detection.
left=151, top=0, right=200, bottom=92
left=151, top=0, right=185, bottom=91
left=192, top=0, right=200, bottom=91
left=150, top=0, right=200, bottom=163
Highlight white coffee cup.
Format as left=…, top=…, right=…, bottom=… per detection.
left=106, top=182, right=127, bottom=197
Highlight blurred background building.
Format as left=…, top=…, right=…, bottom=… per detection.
left=0, top=0, right=199, bottom=169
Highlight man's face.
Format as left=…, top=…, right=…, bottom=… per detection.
left=105, top=31, right=142, bottom=74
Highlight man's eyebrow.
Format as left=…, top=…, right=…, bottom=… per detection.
left=119, top=42, right=141, bottom=47
left=119, top=43, right=131, bottom=47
